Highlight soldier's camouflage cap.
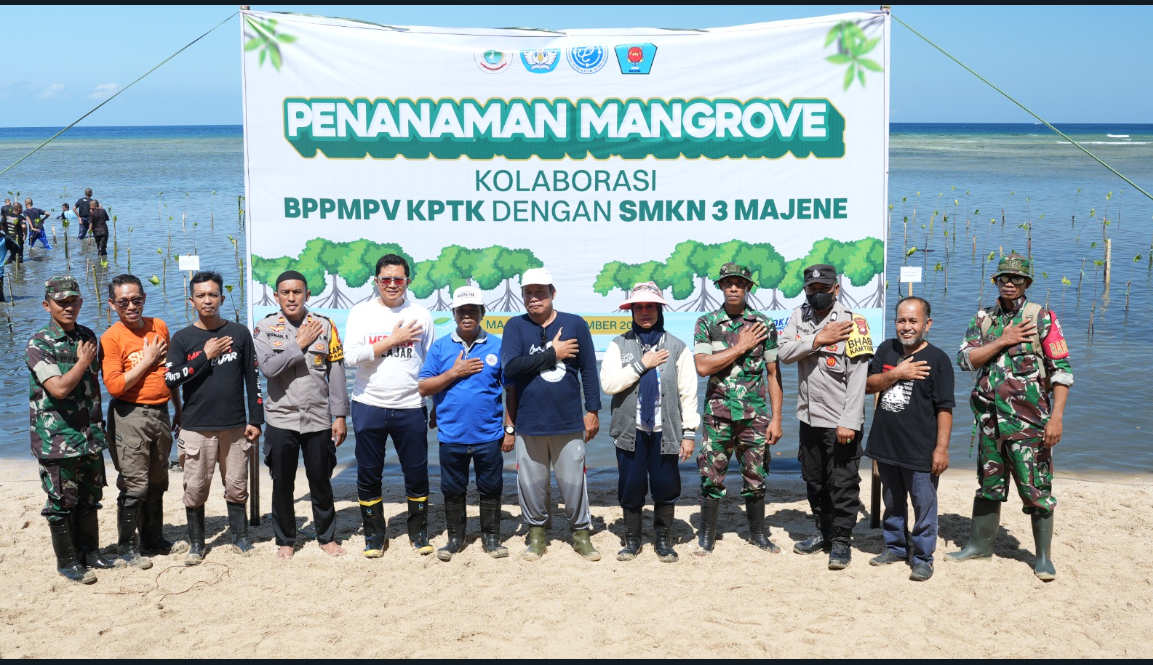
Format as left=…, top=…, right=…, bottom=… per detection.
left=714, top=262, right=756, bottom=287
left=44, top=276, right=81, bottom=301
left=993, top=253, right=1033, bottom=280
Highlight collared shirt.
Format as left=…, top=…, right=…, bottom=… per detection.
left=419, top=329, right=508, bottom=445
left=253, top=309, right=349, bottom=433
left=692, top=307, right=778, bottom=421
left=778, top=302, right=871, bottom=430
left=26, top=320, right=107, bottom=459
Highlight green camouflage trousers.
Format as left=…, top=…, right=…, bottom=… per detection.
left=698, top=414, right=769, bottom=500
left=976, top=434, right=1055, bottom=516
left=38, top=453, right=106, bottom=523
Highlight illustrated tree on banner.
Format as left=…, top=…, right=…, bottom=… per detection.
left=338, top=239, right=410, bottom=304
left=251, top=254, right=295, bottom=306
left=408, top=245, right=476, bottom=311
left=593, top=260, right=669, bottom=300
left=473, top=246, right=544, bottom=311
left=665, top=240, right=722, bottom=312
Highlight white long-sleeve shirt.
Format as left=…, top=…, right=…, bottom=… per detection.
left=344, top=298, right=435, bottom=409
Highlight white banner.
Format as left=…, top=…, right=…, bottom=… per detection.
left=241, top=10, right=890, bottom=347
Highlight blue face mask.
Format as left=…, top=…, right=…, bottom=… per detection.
left=806, top=290, right=835, bottom=311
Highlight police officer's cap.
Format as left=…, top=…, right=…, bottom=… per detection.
left=803, top=264, right=837, bottom=287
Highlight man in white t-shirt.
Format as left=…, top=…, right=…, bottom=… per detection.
left=344, top=254, right=436, bottom=557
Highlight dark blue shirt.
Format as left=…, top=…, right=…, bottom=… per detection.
left=419, top=330, right=508, bottom=445
left=501, top=311, right=601, bottom=437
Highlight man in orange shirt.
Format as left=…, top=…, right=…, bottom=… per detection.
left=101, top=274, right=185, bottom=567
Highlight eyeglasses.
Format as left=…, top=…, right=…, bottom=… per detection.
left=994, top=275, right=1028, bottom=285
left=113, top=297, right=145, bottom=308
left=377, top=277, right=408, bottom=285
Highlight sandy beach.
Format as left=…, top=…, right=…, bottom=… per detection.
left=0, top=459, right=1149, bottom=658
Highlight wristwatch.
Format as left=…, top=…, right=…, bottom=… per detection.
left=505, top=426, right=516, bottom=436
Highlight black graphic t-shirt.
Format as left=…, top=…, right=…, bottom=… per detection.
left=865, top=339, right=954, bottom=472
left=165, top=320, right=263, bottom=431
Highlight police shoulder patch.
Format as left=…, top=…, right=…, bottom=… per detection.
left=845, top=314, right=873, bottom=358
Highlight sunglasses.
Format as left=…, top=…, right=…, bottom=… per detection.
left=377, top=277, right=408, bottom=285
left=113, top=296, right=146, bottom=308
left=994, top=275, right=1028, bottom=285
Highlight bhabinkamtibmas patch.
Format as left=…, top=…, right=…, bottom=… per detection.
left=846, top=315, right=873, bottom=358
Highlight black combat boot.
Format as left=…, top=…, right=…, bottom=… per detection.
left=226, top=501, right=254, bottom=555
left=0, top=276, right=6, bottom=302
left=437, top=494, right=467, bottom=562
left=1032, top=513, right=1056, bottom=581
left=49, top=520, right=96, bottom=584
left=73, top=508, right=116, bottom=570
left=359, top=499, right=388, bottom=558
left=184, top=506, right=206, bottom=566
left=652, top=505, right=678, bottom=563
left=407, top=498, right=433, bottom=555
left=695, top=497, right=719, bottom=556
left=828, top=527, right=853, bottom=570
left=946, top=498, right=1001, bottom=562
left=116, top=504, right=153, bottom=569
left=140, top=485, right=184, bottom=555
left=745, top=497, right=781, bottom=553
left=616, top=509, right=643, bottom=561
left=479, top=495, right=508, bottom=559
left=793, top=516, right=833, bottom=555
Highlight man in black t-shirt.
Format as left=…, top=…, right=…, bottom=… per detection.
left=75, top=189, right=93, bottom=240
left=864, top=296, right=954, bottom=582
left=88, top=200, right=110, bottom=256
left=164, top=271, right=263, bottom=565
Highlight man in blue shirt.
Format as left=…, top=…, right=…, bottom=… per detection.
left=419, top=286, right=514, bottom=561
left=500, top=268, right=602, bottom=562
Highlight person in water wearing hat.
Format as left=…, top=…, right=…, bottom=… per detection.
left=600, top=282, right=699, bottom=562
left=692, top=262, right=785, bottom=556
left=949, top=253, right=1073, bottom=581
left=253, top=270, right=349, bottom=560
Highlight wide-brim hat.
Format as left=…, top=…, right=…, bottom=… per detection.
left=619, top=281, right=668, bottom=309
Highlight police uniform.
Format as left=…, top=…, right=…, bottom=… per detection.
left=27, top=276, right=110, bottom=583
left=778, top=264, right=873, bottom=564
left=253, top=308, right=348, bottom=549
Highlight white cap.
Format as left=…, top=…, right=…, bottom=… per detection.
left=451, top=286, right=484, bottom=308
left=521, top=267, right=553, bottom=287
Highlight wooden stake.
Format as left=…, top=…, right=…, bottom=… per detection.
left=1104, top=239, right=1112, bottom=284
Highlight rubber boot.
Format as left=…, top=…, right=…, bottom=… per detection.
left=522, top=525, right=547, bottom=561
left=1031, top=513, right=1056, bottom=581
left=184, top=506, right=206, bottom=566
left=793, top=517, right=833, bottom=555
left=653, top=505, right=678, bottom=563
left=745, top=497, right=781, bottom=553
left=407, top=498, right=433, bottom=555
left=0, top=276, right=6, bottom=303
left=695, top=497, right=719, bottom=556
left=828, top=527, right=853, bottom=570
left=437, top=494, right=467, bottom=562
left=359, top=499, right=388, bottom=558
left=226, top=501, right=254, bottom=555
left=140, top=485, right=186, bottom=555
left=115, top=504, right=153, bottom=569
left=616, top=509, right=643, bottom=561
left=479, top=496, right=508, bottom=559
left=945, top=498, right=1002, bottom=562
left=572, top=529, right=601, bottom=561
left=73, top=509, right=116, bottom=570
left=49, top=520, right=96, bottom=584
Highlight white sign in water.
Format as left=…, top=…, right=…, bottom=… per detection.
left=900, top=266, right=923, bottom=283
left=178, top=255, right=201, bottom=272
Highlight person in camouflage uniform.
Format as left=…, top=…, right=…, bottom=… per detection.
left=692, top=262, right=784, bottom=555
left=27, top=276, right=114, bottom=584
left=948, top=253, right=1073, bottom=581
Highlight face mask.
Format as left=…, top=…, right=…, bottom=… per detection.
left=806, top=290, right=835, bottom=311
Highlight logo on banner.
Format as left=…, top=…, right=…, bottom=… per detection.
left=521, top=49, right=561, bottom=73
left=566, top=46, right=607, bottom=74
left=475, top=49, right=511, bottom=73
left=614, top=43, right=657, bottom=74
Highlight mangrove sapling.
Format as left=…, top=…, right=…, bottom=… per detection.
left=211, top=190, right=216, bottom=231
left=1070, top=187, right=1081, bottom=229
left=1060, top=276, right=1071, bottom=318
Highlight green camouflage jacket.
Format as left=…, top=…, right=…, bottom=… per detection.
left=26, top=320, right=107, bottom=459
left=693, top=307, right=778, bottom=421
left=957, top=296, right=1074, bottom=441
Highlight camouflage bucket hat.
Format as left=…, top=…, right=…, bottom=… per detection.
left=993, top=253, right=1033, bottom=280
left=714, top=262, right=756, bottom=287
left=44, top=276, right=81, bottom=301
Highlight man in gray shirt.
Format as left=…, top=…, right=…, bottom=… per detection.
left=779, top=264, right=873, bottom=570
left=254, top=270, right=349, bottom=559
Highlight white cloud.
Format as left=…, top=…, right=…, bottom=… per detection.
left=37, top=83, right=66, bottom=101
left=88, top=83, right=120, bottom=100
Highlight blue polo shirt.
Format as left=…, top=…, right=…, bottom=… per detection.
left=419, top=330, right=508, bottom=445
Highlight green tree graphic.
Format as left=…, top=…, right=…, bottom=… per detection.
left=665, top=240, right=722, bottom=311
left=472, top=246, right=544, bottom=311
left=825, top=20, right=883, bottom=90
left=244, top=16, right=296, bottom=71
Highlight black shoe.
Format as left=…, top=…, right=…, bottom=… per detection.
left=226, top=501, right=254, bottom=555
left=828, top=528, right=852, bottom=570
left=48, top=520, right=96, bottom=584
left=479, top=496, right=508, bottom=559
left=869, top=550, right=905, bottom=566
left=359, top=499, right=388, bottom=558
left=185, top=506, right=206, bottom=566
left=73, top=509, right=116, bottom=570
left=407, top=498, right=433, bottom=555
left=793, top=518, right=833, bottom=555
left=437, top=494, right=467, bottom=562
left=695, top=497, right=719, bottom=556
left=116, top=504, right=153, bottom=569
left=140, top=485, right=183, bottom=556
left=745, top=497, right=781, bottom=553
left=909, top=561, right=934, bottom=581
left=617, top=509, right=643, bottom=561
left=652, top=505, right=678, bottom=563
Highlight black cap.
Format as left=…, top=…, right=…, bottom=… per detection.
left=803, top=264, right=837, bottom=287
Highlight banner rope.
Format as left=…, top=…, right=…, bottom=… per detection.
left=0, top=12, right=238, bottom=180
left=891, top=13, right=1153, bottom=204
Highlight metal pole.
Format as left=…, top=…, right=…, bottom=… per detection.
left=870, top=393, right=881, bottom=528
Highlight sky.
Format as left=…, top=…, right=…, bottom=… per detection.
left=2, top=4, right=1150, bottom=127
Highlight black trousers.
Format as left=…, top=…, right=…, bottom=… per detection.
left=93, top=231, right=109, bottom=256
left=798, top=421, right=863, bottom=533
left=264, top=425, right=337, bottom=546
